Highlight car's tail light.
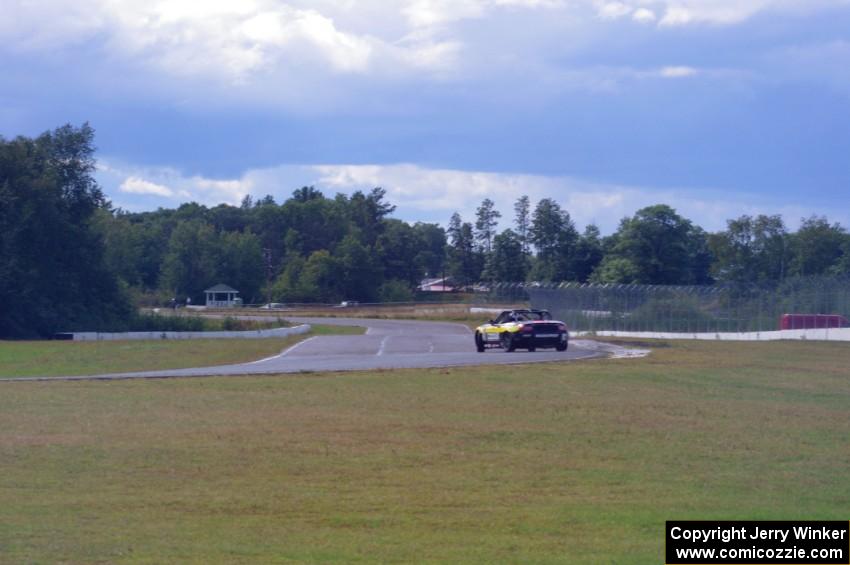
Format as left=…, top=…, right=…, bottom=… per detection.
left=558, top=324, right=567, bottom=331
left=521, top=324, right=534, bottom=333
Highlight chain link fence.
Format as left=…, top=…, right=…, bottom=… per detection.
left=475, top=278, right=850, bottom=334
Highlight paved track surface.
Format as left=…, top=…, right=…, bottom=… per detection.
left=8, top=317, right=612, bottom=382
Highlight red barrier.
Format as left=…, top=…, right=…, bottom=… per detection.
left=779, top=314, right=849, bottom=330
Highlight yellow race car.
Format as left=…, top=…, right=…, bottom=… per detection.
left=474, top=309, right=569, bottom=352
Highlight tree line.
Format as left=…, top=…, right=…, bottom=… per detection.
left=2, top=124, right=849, bottom=337
left=447, top=197, right=849, bottom=287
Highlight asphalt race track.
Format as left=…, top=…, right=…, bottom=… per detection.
left=10, top=317, right=615, bottom=382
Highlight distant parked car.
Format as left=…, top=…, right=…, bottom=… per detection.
left=259, top=303, right=286, bottom=310
left=474, top=309, right=569, bottom=352
left=336, top=301, right=360, bottom=308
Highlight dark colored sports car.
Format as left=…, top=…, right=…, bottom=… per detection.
left=474, top=309, right=569, bottom=352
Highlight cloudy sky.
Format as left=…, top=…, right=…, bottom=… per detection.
left=3, top=0, right=850, bottom=232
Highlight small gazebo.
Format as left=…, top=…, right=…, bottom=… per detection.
left=204, top=284, right=240, bottom=308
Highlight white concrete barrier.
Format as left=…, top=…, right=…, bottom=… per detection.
left=71, top=324, right=311, bottom=341
left=576, top=328, right=850, bottom=342
left=469, top=307, right=504, bottom=314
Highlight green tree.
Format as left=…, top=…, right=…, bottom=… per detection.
left=247, top=202, right=286, bottom=274
left=446, top=213, right=482, bottom=286
left=217, top=231, right=265, bottom=303
left=833, top=236, right=850, bottom=275
left=593, top=204, right=706, bottom=285
left=159, top=220, right=219, bottom=299
left=348, top=187, right=396, bottom=247
left=292, top=186, right=323, bottom=202
left=474, top=198, right=501, bottom=254
left=708, top=214, right=788, bottom=284
left=299, top=250, right=343, bottom=303
left=488, top=229, right=527, bottom=281
left=411, top=222, right=447, bottom=278
left=0, top=123, right=131, bottom=337
left=788, top=216, right=846, bottom=277
left=571, top=224, right=604, bottom=283
left=336, top=235, right=382, bottom=302
left=688, top=226, right=714, bottom=285
left=378, top=279, right=414, bottom=302
left=270, top=254, right=307, bottom=302
left=378, top=219, right=425, bottom=288
left=208, top=204, right=247, bottom=233
left=590, top=256, right=640, bottom=285
left=95, top=210, right=145, bottom=287
left=528, top=198, right=578, bottom=281
left=280, top=190, right=347, bottom=256
left=513, top=195, right=531, bottom=256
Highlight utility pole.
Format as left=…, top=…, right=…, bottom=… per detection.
left=263, top=247, right=273, bottom=306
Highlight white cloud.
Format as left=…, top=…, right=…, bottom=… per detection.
left=596, top=2, right=633, bottom=19
left=308, top=164, right=692, bottom=231
left=588, top=0, right=842, bottom=27
left=632, top=8, right=656, bottom=23
left=110, top=3, right=379, bottom=78
left=102, top=161, right=250, bottom=206
left=402, top=0, right=563, bottom=28
left=0, top=0, right=843, bottom=106
left=120, top=176, right=176, bottom=197
left=659, top=65, right=698, bottom=78
left=101, top=160, right=849, bottom=233
left=0, top=0, right=468, bottom=84
left=548, top=64, right=716, bottom=92
left=310, top=163, right=849, bottom=232
left=8, top=0, right=806, bottom=80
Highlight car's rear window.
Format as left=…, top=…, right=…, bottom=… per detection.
left=514, top=311, right=551, bottom=321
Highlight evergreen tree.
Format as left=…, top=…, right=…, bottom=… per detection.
left=528, top=198, right=578, bottom=281
left=474, top=198, right=501, bottom=254
left=513, top=195, right=531, bottom=256
left=446, top=213, right=481, bottom=286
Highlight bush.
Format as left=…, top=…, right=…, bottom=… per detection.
left=130, top=314, right=207, bottom=332
left=120, top=314, right=290, bottom=332
left=378, top=279, right=414, bottom=303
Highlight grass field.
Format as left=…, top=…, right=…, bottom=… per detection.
left=0, top=324, right=364, bottom=379
left=0, top=339, right=847, bottom=563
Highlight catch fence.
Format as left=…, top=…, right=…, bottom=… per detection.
left=477, top=278, right=850, bottom=334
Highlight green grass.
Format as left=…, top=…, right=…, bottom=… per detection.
left=0, top=324, right=365, bottom=378
left=0, top=340, right=848, bottom=563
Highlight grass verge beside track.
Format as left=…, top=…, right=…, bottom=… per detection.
left=0, top=324, right=364, bottom=378
left=0, top=340, right=847, bottom=562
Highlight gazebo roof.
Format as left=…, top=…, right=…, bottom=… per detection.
left=204, top=284, right=239, bottom=293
